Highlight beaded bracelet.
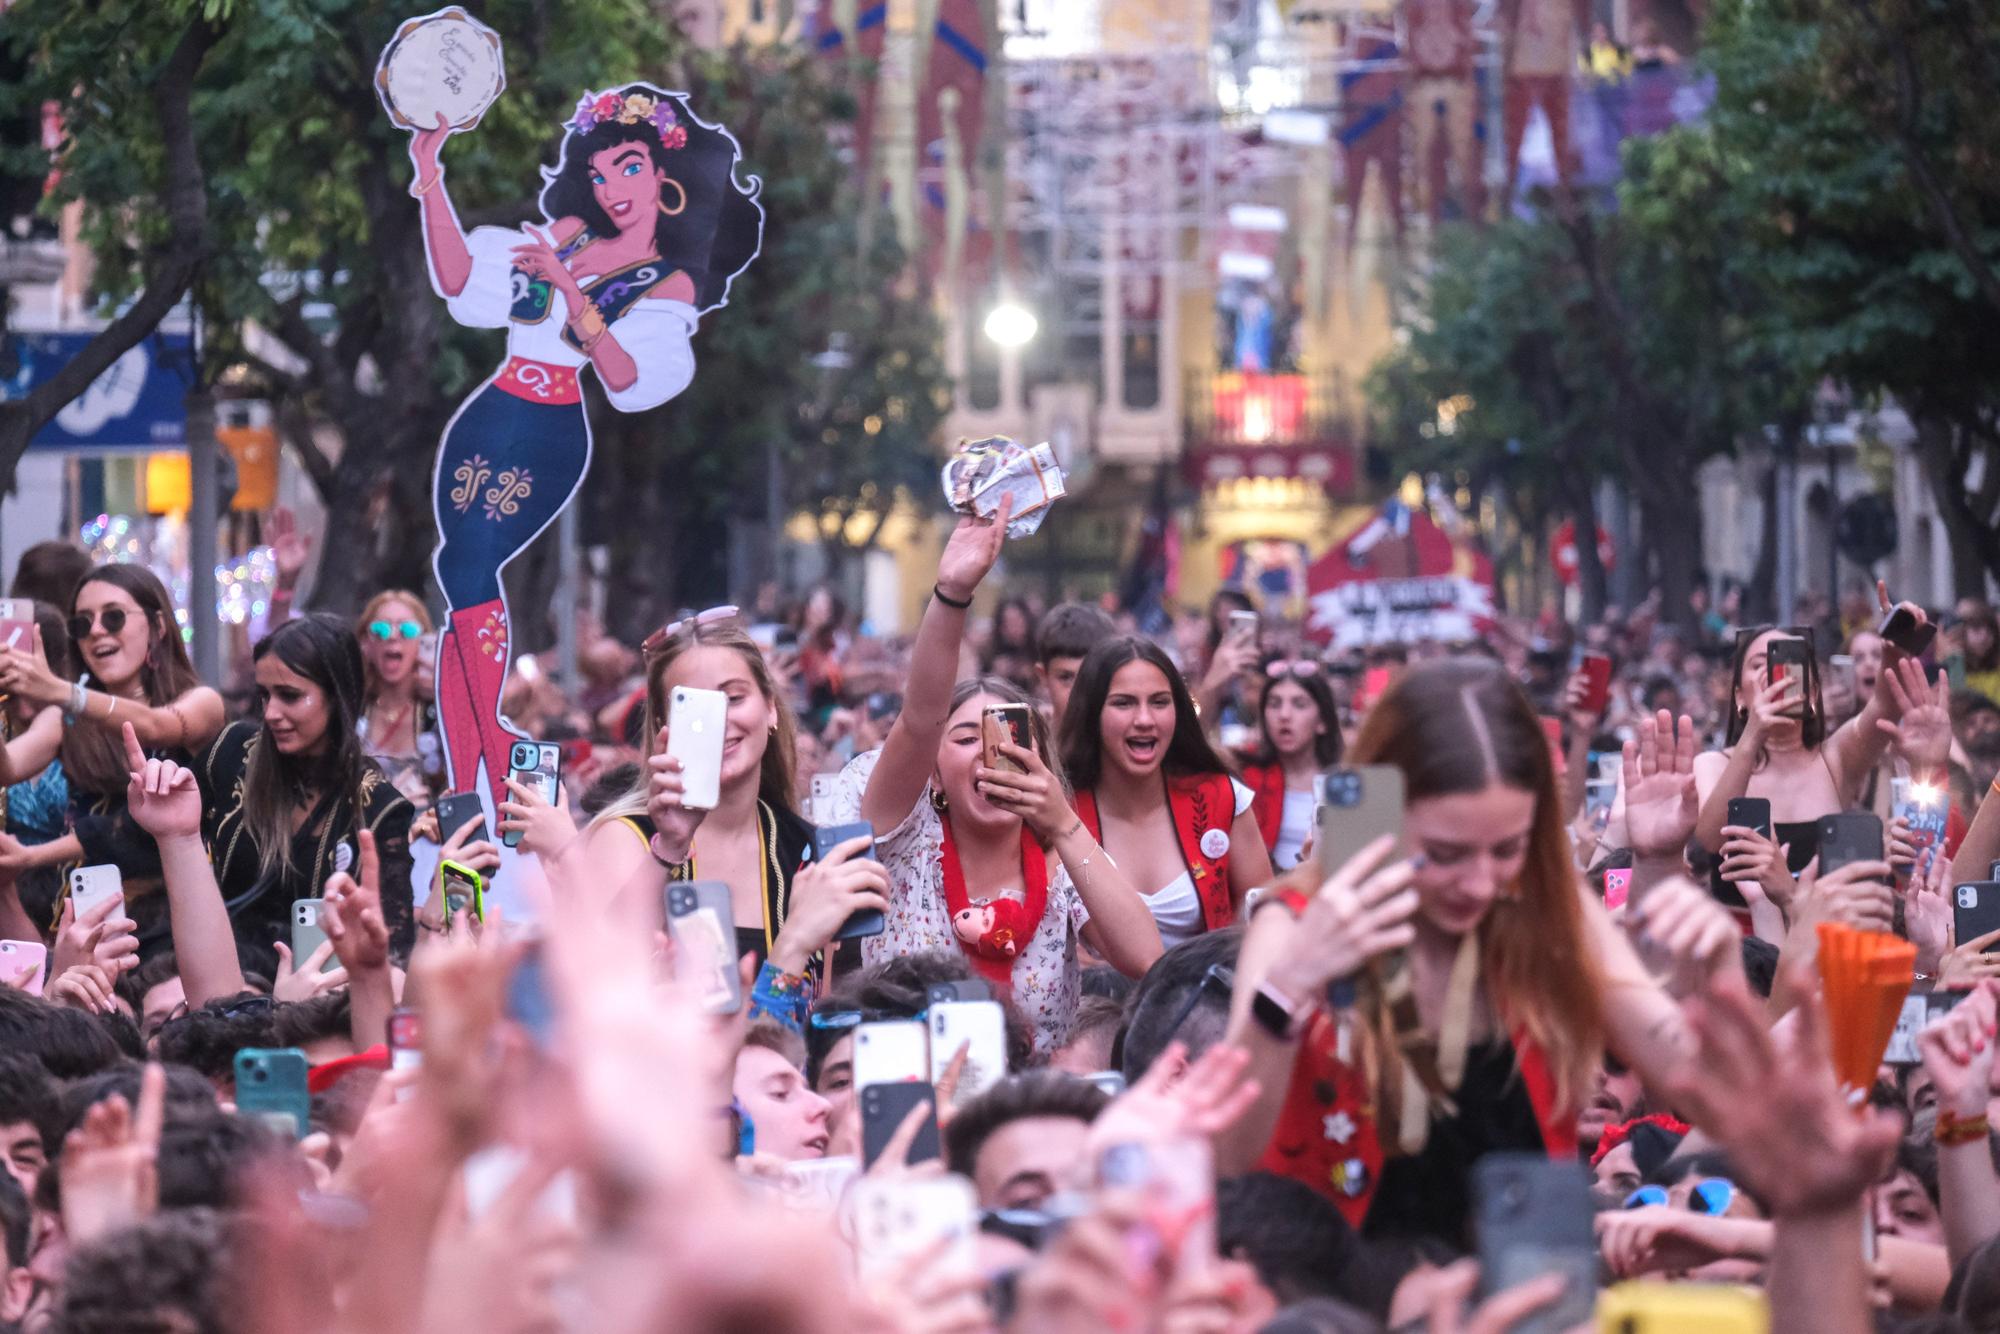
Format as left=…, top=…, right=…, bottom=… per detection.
left=1936, top=1109, right=1991, bottom=1146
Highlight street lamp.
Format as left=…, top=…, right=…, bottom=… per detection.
left=982, top=300, right=1038, bottom=349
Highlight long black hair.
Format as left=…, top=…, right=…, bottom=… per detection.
left=1724, top=625, right=1825, bottom=751
left=1059, top=636, right=1233, bottom=793
left=242, top=614, right=369, bottom=878
left=62, top=564, right=203, bottom=796
left=537, top=85, right=763, bottom=314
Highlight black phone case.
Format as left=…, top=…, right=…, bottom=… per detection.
left=1817, top=812, right=1883, bottom=877
left=861, top=1082, right=940, bottom=1168
left=435, top=792, right=487, bottom=848
left=812, top=821, right=885, bottom=940
left=1954, top=883, right=2000, bottom=954
left=926, top=979, right=993, bottom=1006
left=1471, top=1155, right=1596, bottom=1334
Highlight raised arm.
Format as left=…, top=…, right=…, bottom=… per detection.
left=121, top=723, right=244, bottom=1006
left=0, top=705, right=62, bottom=788
left=1823, top=586, right=1930, bottom=794
left=1692, top=681, right=1786, bottom=853
left=409, top=117, right=473, bottom=298
left=859, top=500, right=1010, bottom=833
left=1917, top=982, right=2000, bottom=1267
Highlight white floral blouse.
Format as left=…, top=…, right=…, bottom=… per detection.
left=826, top=748, right=1090, bottom=1056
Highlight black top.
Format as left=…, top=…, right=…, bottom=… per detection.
left=193, top=721, right=416, bottom=966
left=1363, top=1037, right=1549, bottom=1253
left=622, top=802, right=817, bottom=970
left=1703, top=817, right=1819, bottom=908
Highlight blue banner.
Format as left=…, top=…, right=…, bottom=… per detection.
left=0, top=331, right=195, bottom=451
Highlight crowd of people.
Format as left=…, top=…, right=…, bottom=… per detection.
left=0, top=506, right=1997, bottom=1334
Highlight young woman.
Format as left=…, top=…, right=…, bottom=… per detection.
left=1238, top=658, right=1344, bottom=871
left=406, top=82, right=762, bottom=799
left=584, top=611, right=884, bottom=1001
left=852, top=508, right=1161, bottom=1053
left=1060, top=636, right=1273, bottom=948
left=0, top=564, right=226, bottom=931
left=196, top=614, right=415, bottom=963
left=1956, top=601, right=2000, bottom=704
left=355, top=589, right=442, bottom=810
left=1224, top=658, right=1741, bottom=1250
left=1691, top=594, right=1928, bottom=912
left=790, top=585, right=846, bottom=718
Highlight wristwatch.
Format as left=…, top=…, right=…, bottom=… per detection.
left=1250, top=980, right=1309, bottom=1041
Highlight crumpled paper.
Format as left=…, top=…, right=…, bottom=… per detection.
left=940, top=435, right=1067, bottom=538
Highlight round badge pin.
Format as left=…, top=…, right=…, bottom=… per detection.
left=1200, top=828, right=1231, bottom=860
left=333, top=841, right=354, bottom=874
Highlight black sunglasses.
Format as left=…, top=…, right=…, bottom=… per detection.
left=69, top=606, right=142, bottom=642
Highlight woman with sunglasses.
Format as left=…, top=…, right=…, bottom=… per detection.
left=1239, top=657, right=1344, bottom=871
left=1222, top=658, right=1742, bottom=1251
left=356, top=590, right=442, bottom=810
left=194, top=613, right=416, bottom=965
left=1059, top=636, right=1274, bottom=948
left=585, top=608, right=888, bottom=1011
left=0, top=564, right=225, bottom=931
left=847, top=503, right=1161, bottom=1054
left=1690, top=585, right=1934, bottom=921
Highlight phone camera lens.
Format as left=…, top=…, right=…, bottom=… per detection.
left=252, top=1068, right=268, bottom=1083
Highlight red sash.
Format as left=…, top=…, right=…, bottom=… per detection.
left=1073, top=773, right=1237, bottom=933
left=1241, top=763, right=1287, bottom=854
left=938, top=818, right=1050, bottom=987
left=1254, top=892, right=1574, bottom=1225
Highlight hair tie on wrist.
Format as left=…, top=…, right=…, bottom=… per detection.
left=933, top=584, right=973, bottom=610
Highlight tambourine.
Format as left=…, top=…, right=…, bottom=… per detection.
left=374, top=6, right=505, bottom=133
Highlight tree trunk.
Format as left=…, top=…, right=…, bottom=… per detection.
left=1566, top=475, right=1608, bottom=625
left=1911, top=413, right=2000, bottom=598
left=1747, top=458, right=1779, bottom=623
left=1639, top=468, right=1704, bottom=641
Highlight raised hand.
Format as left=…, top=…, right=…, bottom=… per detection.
left=50, top=890, right=139, bottom=986
left=499, top=775, right=579, bottom=859
left=1936, top=926, right=2000, bottom=991
left=1716, top=824, right=1796, bottom=912
left=123, top=721, right=201, bottom=840
left=1627, top=876, right=1743, bottom=997
left=769, top=835, right=888, bottom=978
left=1916, top=980, right=1998, bottom=1119
left=1087, top=1040, right=1261, bottom=1158
left=418, top=810, right=501, bottom=934
left=1621, top=711, right=1698, bottom=857
left=61, top=1063, right=166, bottom=1246
left=47, top=961, right=119, bottom=1015
left=1877, top=657, right=1951, bottom=773
left=646, top=737, right=707, bottom=864
left=267, top=505, right=314, bottom=592
left=1796, top=857, right=1896, bottom=935
left=408, top=111, right=450, bottom=185
left=934, top=494, right=1013, bottom=604
left=322, top=829, right=390, bottom=975
left=1261, top=835, right=1418, bottom=997
left=974, top=740, right=1073, bottom=839
left=272, top=937, right=348, bottom=1002
left=1741, top=676, right=1796, bottom=743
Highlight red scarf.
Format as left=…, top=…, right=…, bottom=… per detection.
left=938, top=817, right=1050, bottom=987
left=1073, top=773, right=1237, bottom=933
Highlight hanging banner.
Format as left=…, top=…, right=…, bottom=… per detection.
left=380, top=6, right=764, bottom=802
left=1305, top=498, right=1496, bottom=648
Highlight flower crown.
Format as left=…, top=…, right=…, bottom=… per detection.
left=568, top=89, right=687, bottom=150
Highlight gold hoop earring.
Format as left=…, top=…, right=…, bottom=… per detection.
left=658, top=177, right=687, bottom=217
left=930, top=786, right=949, bottom=814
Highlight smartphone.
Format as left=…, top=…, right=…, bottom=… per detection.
left=1879, top=604, right=1937, bottom=657
left=440, top=859, right=485, bottom=923
left=1583, top=780, right=1616, bottom=824
left=812, top=822, right=884, bottom=941
left=1603, top=867, right=1632, bottom=912
left=1953, top=882, right=2000, bottom=956
left=1726, top=797, right=1772, bottom=838
left=667, top=686, right=728, bottom=811
left=928, top=999, right=1007, bottom=1105
left=1596, top=1281, right=1769, bottom=1333
left=0, top=940, right=47, bottom=996
left=1098, top=1135, right=1216, bottom=1274
left=926, top=979, right=993, bottom=1006
left=1817, top=811, right=1884, bottom=878
left=808, top=773, right=839, bottom=824
left=853, top=1019, right=930, bottom=1089
left=234, top=1048, right=312, bottom=1139
left=860, top=1081, right=942, bottom=1169
left=1315, top=765, right=1406, bottom=873
left=505, top=938, right=559, bottom=1047
left=503, top=741, right=561, bottom=848
left=1472, top=1154, right=1597, bottom=1334
left=666, top=880, right=742, bottom=1014
left=1227, top=609, right=1259, bottom=644
left=1885, top=991, right=1965, bottom=1063
left=1891, top=776, right=1948, bottom=874
left=851, top=1172, right=974, bottom=1273
left=981, top=703, right=1032, bottom=776
left=435, top=790, right=488, bottom=848
left=1084, top=1070, right=1127, bottom=1097
left=388, top=1007, right=422, bottom=1076
left=0, top=599, right=33, bottom=655
left=290, top=899, right=339, bottom=974
left=67, top=864, right=123, bottom=919
left=1576, top=650, right=1612, bottom=716
left=1765, top=636, right=1810, bottom=711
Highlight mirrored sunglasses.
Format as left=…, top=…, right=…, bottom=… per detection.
left=367, top=619, right=424, bottom=641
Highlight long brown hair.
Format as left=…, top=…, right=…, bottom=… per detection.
left=61, top=564, right=202, bottom=795
left=946, top=675, right=1068, bottom=844
left=593, top=616, right=799, bottom=829
left=1059, top=635, right=1233, bottom=792
left=1724, top=625, right=1825, bottom=751
left=1348, top=657, right=1604, bottom=1117
left=243, top=615, right=370, bottom=879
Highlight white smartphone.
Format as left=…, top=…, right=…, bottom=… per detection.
left=290, top=899, right=338, bottom=974
left=851, top=1175, right=978, bottom=1275
left=0, top=940, right=47, bottom=996
left=667, top=686, right=729, bottom=811
left=928, top=999, right=1007, bottom=1106
left=809, top=773, right=839, bottom=824
left=853, top=1019, right=930, bottom=1090
left=68, top=865, right=124, bottom=919
left=0, top=599, right=33, bottom=654
left=461, top=1145, right=578, bottom=1224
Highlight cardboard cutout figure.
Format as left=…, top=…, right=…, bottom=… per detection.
left=379, top=9, right=764, bottom=799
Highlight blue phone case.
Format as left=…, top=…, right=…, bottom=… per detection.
left=234, top=1047, right=311, bottom=1139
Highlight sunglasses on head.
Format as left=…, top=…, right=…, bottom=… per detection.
left=1266, top=659, right=1322, bottom=680
left=367, top=619, right=424, bottom=642
left=643, top=604, right=739, bottom=655
left=69, top=607, right=140, bottom=642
